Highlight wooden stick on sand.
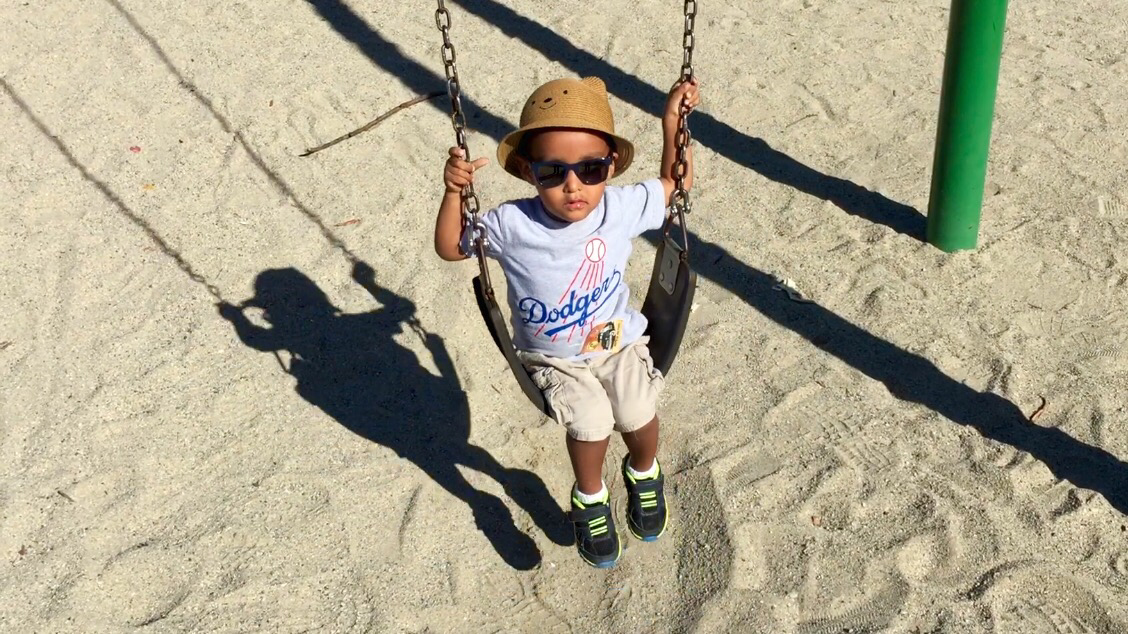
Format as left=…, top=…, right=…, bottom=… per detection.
left=301, top=91, right=444, bottom=157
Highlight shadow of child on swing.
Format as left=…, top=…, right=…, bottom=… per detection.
left=217, top=261, right=571, bottom=570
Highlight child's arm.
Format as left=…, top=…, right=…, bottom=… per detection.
left=435, top=147, right=489, bottom=261
left=217, top=302, right=283, bottom=352
left=659, top=78, right=701, bottom=206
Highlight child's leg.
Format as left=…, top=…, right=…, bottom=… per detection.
left=621, top=416, right=659, bottom=472
left=599, top=340, right=668, bottom=541
left=554, top=384, right=619, bottom=568
left=518, top=353, right=615, bottom=494
left=568, top=430, right=622, bottom=568
left=517, top=353, right=623, bottom=567
left=566, top=434, right=611, bottom=495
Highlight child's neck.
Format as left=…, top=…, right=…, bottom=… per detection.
left=543, top=207, right=572, bottom=224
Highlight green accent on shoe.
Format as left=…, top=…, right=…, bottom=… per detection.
left=621, top=455, right=668, bottom=542
left=569, top=496, right=621, bottom=568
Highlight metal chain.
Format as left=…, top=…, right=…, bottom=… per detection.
left=435, top=1, right=488, bottom=258
left=435, top=0, right=695, bottom=257
left=670, top=0, right=697, bottom=218
left=680, top=0, right=697, bottom=82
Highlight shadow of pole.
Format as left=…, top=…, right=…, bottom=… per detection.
left=679, top=231, right=1128, bottom=514
left=303, top=0, right=513, bottom=142
left=302, top=0, right=925, bottom=239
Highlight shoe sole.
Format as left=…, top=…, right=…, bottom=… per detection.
left=579, top=541, right=621, bottom=568
left=628, top=514, right=667, bottom=542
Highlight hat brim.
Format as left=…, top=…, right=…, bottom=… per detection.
left=498, top=121, right=634, bottom=182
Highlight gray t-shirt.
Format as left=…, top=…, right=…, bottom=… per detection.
left=463, top=179, right=667, bottom=361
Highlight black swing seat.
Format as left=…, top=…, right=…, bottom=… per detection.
left=640, top=235, right=696, bottom=375
left=473, top=275, right=550, bottom=415
left=474, top=234, right=696, bottom=417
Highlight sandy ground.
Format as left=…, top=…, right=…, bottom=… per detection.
left=3, top=0, right=1128, bottom=632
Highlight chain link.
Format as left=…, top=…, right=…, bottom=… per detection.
left=435, top=1, right=485, bottom=253
left=681, top=0, right=697, bottom=80
left=671, top=0, right=697, bottom=218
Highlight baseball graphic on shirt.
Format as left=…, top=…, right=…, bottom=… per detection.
left=585, top=238, right=607, bottom=263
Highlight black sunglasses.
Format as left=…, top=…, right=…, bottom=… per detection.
left=528, top=155, right=613, bottom=188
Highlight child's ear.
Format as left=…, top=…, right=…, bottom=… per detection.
left=608, top=152, right=618, bottom=179
left=518, top=157, right=536, bottom=185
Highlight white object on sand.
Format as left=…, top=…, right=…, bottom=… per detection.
left=770, top=274, right=815, bottom=304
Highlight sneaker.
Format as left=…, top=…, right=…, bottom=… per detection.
left=569, top=492, right=621, bottom=568
left=621, top=455, right=668, bottom=541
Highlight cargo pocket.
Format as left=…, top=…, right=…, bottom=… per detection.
left=632, top=341, right=666, bottom=391
left=529, top=366, right=572, bottom=426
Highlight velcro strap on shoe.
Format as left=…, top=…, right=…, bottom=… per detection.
left=569, top=504, right=611, bottom=523
left=628, top=475, right=663, bottom=495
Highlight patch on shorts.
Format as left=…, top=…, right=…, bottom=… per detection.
left=582, top=319, right=623, bottom=354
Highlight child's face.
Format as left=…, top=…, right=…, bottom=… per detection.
left=521, top=129, right=616, bottom=223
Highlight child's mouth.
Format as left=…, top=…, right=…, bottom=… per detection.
left=565, top=200, right=586, bottom=211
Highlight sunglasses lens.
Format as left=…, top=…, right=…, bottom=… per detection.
left=534, top=164, right=566, bottom=187
left=576, top=160, right=610, bottom=185
left=531, top=158, right=610, bottom=187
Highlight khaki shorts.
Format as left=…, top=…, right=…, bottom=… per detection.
left=519, top=337, right=665, bottom=441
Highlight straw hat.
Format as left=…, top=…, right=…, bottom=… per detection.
left=498, top=77, right=635, bottom=180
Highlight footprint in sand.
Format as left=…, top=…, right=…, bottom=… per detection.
left=447, top=562, right=571, bottom=633
left=1066, top=329, right=1127, bottom=375
left=985, top=566, right=1122, bottom=634
left=177, top=574, right=376, bottom=633
left=790, top=387, right=905, bottom=474
left=1115, top=552, right=1128, bottom=577
left=1017, top=307, right=1126, bottom=378
left=1109, top=552, right=1128, bottom=592
left=65, top=540, right=194, bottom=628
left=997, top=598, right=1100, bottom=634
left=1096, top=196, right=1126, bottom=220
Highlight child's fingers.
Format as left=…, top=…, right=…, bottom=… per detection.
left=445, top=159, right=485, bottom=188
left=681, top=82, right=701, bottom=110
left=672, top=81, right=699, bottom=110
left=448, top=146, right=465, bottom=158
left=446, top=155, right=487, bottom=172
left=446, top=164, right=471, bottom=181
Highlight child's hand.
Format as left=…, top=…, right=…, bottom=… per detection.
left=444, top=146, right=489, bottom=194
left=216, top=301, right=243, bottom=321
left=351, top=260, right=376, bottom=289
left=664, top=77, right=701, bottom=122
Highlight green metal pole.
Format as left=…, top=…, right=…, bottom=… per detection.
left=926, top=0, right=1010, bottom=252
